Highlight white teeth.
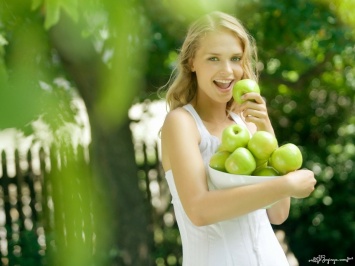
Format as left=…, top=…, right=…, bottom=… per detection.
left=214, top=79, right=232, bottom=83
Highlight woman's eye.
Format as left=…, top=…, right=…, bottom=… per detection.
left=231, top=57, right=241, bottom=62
left=208, top=57, right=218, bottom=61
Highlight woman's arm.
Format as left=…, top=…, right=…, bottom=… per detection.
left=161, top=108, right=316, bottom=226
left=267, top=197, right=290, bottom=225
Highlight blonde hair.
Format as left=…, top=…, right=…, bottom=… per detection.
left=161, top=11, right=258, bottom=111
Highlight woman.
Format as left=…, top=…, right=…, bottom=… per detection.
left=160, top=11, right=316, bottom=266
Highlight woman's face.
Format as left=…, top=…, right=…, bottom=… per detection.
left=190, top=29, right=244, bottom=105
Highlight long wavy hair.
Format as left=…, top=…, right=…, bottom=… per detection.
left=161, top=11, right=258, bottom=112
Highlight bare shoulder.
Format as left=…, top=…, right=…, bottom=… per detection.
left=162, top=107, right=196, bottom=133
left=161, top=107, right=200, bottom=170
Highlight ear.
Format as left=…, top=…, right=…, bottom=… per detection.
left=189, top=58, right=195, bottom=72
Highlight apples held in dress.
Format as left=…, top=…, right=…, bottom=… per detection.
left=248, top=131, right=278, bottom=160
left=253, top=166, right=279, bottom=176
left=209, top=151, right=231, bottom=172
left=225, top=147, right=256, bottom=175
left=219, top=124, right=250, bottom=152
left=210, top=126, right=303, bottom=176
left=269, top=143, right=303, bottom=175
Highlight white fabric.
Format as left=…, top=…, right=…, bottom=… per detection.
left=165, top=104, right=289, bottom=266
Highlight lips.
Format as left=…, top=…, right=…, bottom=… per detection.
left=214, top=79, right=233, bottom=90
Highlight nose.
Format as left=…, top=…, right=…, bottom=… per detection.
left=220, top=60, right=233, bottom=75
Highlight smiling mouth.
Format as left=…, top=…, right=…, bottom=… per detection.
left=214, top=79, right=233, bottom=90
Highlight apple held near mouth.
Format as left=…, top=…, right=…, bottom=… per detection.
left=225, top=147, right=256, bottom=175
left=219, top=124, right=250, bottom=153
left=269, top=143, right=303, bottom=175
left=247, top=131, right=278, bottom=160
left=233, top=79, right=260, bottom=104
left=209, top=151, right=231, bottom=172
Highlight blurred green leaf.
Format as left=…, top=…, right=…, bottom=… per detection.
left=44, top=0, right=61, bottom=29
left=31, top=0, right=43, bottom=10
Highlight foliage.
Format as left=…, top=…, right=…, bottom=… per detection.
left=0, top=0, right=354, bottom=265
left=1, top=0, right=152, bottom=265
left=0, top=1, right=79, bottom=133
left=6, top=229, right=44, bottom=266
left=235, top=0, right=355, bottom=263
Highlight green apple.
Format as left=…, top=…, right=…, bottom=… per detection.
left=209, top=151, right=231, bottom=172
left=225, top=147, right=256, bottom=175
left=253, top=166, right=279, bottom=176
left=269, top=143, right=303, bottom=175
left=247, top=131, right=278, bottom=160
left=220, top=124, right=250, bottom=153
left=233, top=79, right=260, bottom=104
left=255, top=158, right=268, bottom=169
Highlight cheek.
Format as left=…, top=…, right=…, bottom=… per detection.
left=196, top=76, right=209, bottom=90
left=195, top=68, right=210, bottom=82
left=234, top=65, right=244, bottom=79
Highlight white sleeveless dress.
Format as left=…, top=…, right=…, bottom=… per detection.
left=165, top=104, right=289, bottom=266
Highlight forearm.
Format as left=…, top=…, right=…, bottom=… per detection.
left=187, top=169, right=316, bottom=226
left=186, top=176, right=290, bottom=226
left=267, top=197, right=290, bottom=225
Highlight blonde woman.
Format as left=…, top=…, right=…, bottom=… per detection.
left=160, top=11, right=316, bottom=265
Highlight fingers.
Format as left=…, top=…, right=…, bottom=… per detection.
left=286, top=169, right=317, bottom=199
left=243, top=110, right=267, bottom=126
left=241, top=92, right=265, bottom=104
left=240, top=94, right=273, bottom=132
left=243, top=108, right=268, bottom=120
left=240, top=93, right=267, bottom=116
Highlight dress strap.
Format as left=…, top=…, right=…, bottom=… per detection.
left=183, top=104, right=210, bottom=137
left=183, top=104, right=252, bottom=138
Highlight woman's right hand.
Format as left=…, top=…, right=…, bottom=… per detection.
left=284, top=169, right=317, bottom=198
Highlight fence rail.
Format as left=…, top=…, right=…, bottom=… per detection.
left=0, top=134, right=183, bottom=266
left=0, top=149, right=46, bottom=265
left=0, top=144, right=100, bottom=266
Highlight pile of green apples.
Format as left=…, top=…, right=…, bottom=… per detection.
left=209, top=126, right=303, bottom=176
left=209, top=79, right=303, bottom=176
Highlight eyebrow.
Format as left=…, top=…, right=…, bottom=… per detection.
left=206, top=52, right=243, bottom=56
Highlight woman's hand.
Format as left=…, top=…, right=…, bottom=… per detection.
left=284, top=169, right=317, bottom=198
left=239, top=92, right=274, bottom=134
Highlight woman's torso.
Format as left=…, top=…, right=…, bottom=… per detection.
left=164, top=104, right=289, bottom=266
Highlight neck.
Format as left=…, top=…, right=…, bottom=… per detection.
left=192, top=98, right=228, bottom=124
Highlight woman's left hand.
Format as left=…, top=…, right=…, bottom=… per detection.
left=239, top=92, right=275, bottom=135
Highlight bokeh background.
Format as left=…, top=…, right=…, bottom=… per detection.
left=0, top=0, right=354, bottom=265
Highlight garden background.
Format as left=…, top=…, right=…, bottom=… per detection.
left=0, top=0, right=354, bottom=265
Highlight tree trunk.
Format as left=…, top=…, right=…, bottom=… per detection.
left=90, top=115, right=152, bottom=265
left=49, top=13, right=153, bottom=266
